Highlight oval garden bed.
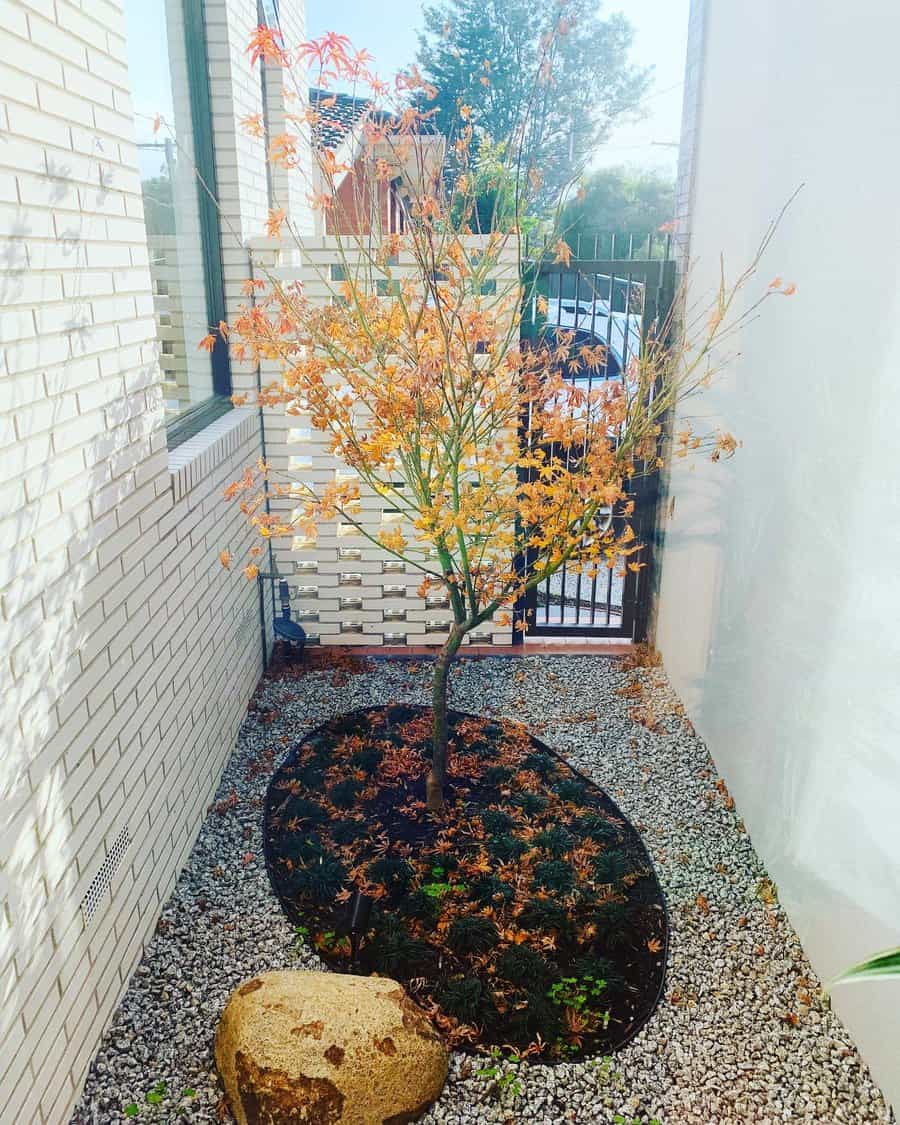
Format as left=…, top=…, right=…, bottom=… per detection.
left=263, top=705, right=667, bottom=1060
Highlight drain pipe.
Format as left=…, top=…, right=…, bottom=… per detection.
left=250, top=247, right=277, bottom=671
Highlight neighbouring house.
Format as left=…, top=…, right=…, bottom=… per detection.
left=308, top=87, right=438, bottom=237
left=656, top=0, right=900, bottom=1110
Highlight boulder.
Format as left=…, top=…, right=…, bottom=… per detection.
left=215, top=970, right=448, bottom=1125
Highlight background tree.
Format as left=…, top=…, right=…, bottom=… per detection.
left=220, top=28, right=794, bottom=814
left=561, top=165, right=675, bottom=254
left=417, top=0, right=650, bottom=207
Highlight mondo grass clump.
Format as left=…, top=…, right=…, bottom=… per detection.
left=264, top=705, right=667, bottom=1058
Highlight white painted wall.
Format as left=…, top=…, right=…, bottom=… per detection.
left=658, top=0, right=900, bottom=1109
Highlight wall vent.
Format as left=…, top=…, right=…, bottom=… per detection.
left=81, top=826, right=131, bottom=925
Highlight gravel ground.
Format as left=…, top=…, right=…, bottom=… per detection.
left=71, top=655, right=893, bottom=1125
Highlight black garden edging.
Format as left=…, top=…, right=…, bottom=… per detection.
left=262, top=705, right=668, bottom=1059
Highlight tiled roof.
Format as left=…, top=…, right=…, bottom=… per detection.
left=308, top=87, right=371, bottom=150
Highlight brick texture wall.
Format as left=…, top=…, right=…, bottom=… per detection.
left=0, top=2, right=265, bottom=1121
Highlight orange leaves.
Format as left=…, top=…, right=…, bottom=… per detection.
left=265, top=207, right=287, bottom=239
left=296, top=32, right=353, bottom=71
left=240, top=113, right=264, bottom=138
left=768, top=276, right=797, bottom=295
left=269, top=133, right=299, bottom=169
left=247, top=24, right=286, bottom=67
left=218, top=550, right=231, bottom=570
left=378, top=527, right=408, bottom=554
left=243, top=564, right=260, bottom=582
left=553, top=240, right=573, bottom=268
left=711, top=431, right=740, bottom=462
left=197, top=333, right=216, bottom=353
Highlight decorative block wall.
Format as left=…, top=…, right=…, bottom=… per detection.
left=0, top=2, right=265, bottom=1120
left=250, top=235, right=517, bottom=647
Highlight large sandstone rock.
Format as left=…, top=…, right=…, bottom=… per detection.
left=215, top=970, right=448, bottom=1125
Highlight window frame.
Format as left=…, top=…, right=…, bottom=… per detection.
left=164, top=0, right=232, bottom=449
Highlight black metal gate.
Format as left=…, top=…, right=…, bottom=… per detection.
left=513, top=238, right=676, bottom=642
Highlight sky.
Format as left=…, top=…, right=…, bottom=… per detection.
left=305, top=0, right=690, bottom=176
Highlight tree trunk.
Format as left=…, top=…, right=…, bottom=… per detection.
left=426, top=623, right=466, bottom=813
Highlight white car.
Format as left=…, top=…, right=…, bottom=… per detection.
left=538, top=274, right=645, bottom=376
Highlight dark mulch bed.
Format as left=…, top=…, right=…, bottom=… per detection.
left=263, top=705, right=667, bottom=1060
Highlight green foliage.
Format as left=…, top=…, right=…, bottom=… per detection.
left=593, top=851, right=631, bottom=885
left=367, top=856, right=415, bottom=894
left=145, top=1081, right=167, bottom=1106
left=328, top=778, right=361, bottom=809
left=535, top=826, right=575, bottom=857
left=291, top=856, right=347, bottom=903
left=421, top=880, right=465, bottom=899
left=330, top=818, right=368, bottom=845
left=480, top=808, right=514, bottom=835
left=123, top=1107, right=139, bottom=1119
left=496, top=944, right=552, bottom=987
left=349, top=745, right=382, bottom=774
left=476, top=1047, right=523, bottom=1100
left=447, top=915, right=500, bottom=954
left=561, top=167, right=675, bottom=251
left=417, top=0, right=649, bottom=206
left=285, top=797, right=327, bottom=827
left=448, top=143, right=519, bottom=233
left=369, top=916, right=436, bottom=976
left=593, top=901, right=631, bottom=950
left=830, top=947, right=900, bottom=990
left=469, top=874, right=515, bottom=906
left=522, top=751, right=555, bottom=778
left=487, top=833, right=527, bottom=862
left=439, top=976, right=490, bottom=1023
left=572, top=954, right=625, bottom=991
left=532, top=859, right=576, bottom=893
left=286, top=835, right=324, bottom=864
left=554, top=778, right=588, bottom=803
left=518, top=897, right=572, bottom=936
left=483, top=765, right=513, bottom=786
left=575, top=813, right=621, bottom=844
left=548, top=974, right=608, bottom=1018
left=399, top=889, right=442, bottom=923
left=511, top=792, right=547, bottom=817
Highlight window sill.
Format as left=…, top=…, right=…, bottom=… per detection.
left=166, top=396, right=233, bottom=449
left=168, top=407, right=259, bottom=503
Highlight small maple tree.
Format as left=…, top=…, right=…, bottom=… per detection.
left=218, top=23, right=794, bottom=811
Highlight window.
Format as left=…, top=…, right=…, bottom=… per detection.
left=124, top=0, right=230, bottom=447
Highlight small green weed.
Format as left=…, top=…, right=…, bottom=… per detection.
left=548, top=974, right=608, bottom=1017
left=476, top=1047, right=523, bottom=1101
left=124, top=1081, right=195, bottom=1118
left=145, top=1081, right=166, bottom=1106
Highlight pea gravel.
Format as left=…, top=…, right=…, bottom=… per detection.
left=71, top=655, right=893, bottom=1125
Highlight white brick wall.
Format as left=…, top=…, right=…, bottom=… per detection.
left=0, top=3, right=265, bottom=1121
